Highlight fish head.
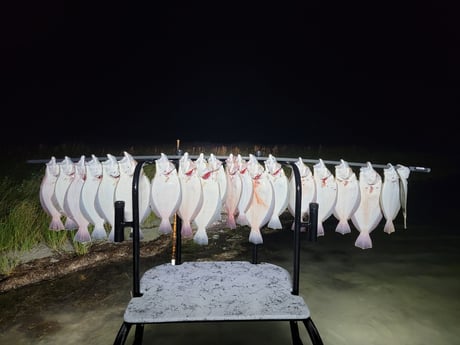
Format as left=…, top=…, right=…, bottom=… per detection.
left=295, top=158, right=310, bottom=177
left=313, top=159, right=330, bottom=179
left=361, top=163, right=380, bottom=184
left=236, top=155, right=247, bottom=173
left=196, top=158, right=212, bottom=179
left=179, top=153, right=196, bottom=176
left=247, top=155, right=265, bottom=179
left=208, top=153, right=222, bottom=171
left=396, top=164, right=410, bottom=179
left=103, top=154, right=120, bottom=178
left=225, top=154, right=238, bottom=175
left=156, top=153, right=175, bottom=176
left=46, top=156, right=60, bottom=177
left=75, top=155, right=86, bottom=179
left=118, top=151, right=137, bottom=176
left=335, top=159, right=351, bottom=180
left=264, top=154, right=282, bottom=176
left=86, top=154, right=103, bottom=178
left=60, top=156, right=75, bottom=176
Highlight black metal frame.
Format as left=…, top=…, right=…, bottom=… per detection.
left=113, top=158, right=324, bottom=345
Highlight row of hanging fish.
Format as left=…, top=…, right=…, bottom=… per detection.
left=39, top=152, right=410, bottom=249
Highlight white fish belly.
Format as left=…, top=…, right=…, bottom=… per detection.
left=40, top=175, right=65, bottom=230
left=224, top=173, right=242, bottom=229
left=246, top=177, right=274, bottom=244
left=334, top=178, right=359, bottom=218
left=95, top=177, right=118, bottom=226
left=287, top=175, right=315, bottom=217
left=178, top=175, right=203, bottom=237
left=150, top=173, right=181, bottom=234
left=194, top=179, right=220, bottom=245
left=267, top=174, right=289, bottom=229
left=236, top=172, right=253, bottom=226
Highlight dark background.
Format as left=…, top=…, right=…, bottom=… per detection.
left=2, top=3, right=459, bottom=152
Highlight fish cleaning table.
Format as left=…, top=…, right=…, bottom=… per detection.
left=112, top=158, right=323, bottom=345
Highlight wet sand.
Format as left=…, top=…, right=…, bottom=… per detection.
left=1, top=171, right=459, bottom=344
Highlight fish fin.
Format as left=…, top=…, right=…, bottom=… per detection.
left=49, top=217, right=65, bottom=231
left=236, top=213, right=249, bottom=226
left=267, top=216, right=283, bottom=230
left=383, top=219, right=396, bottom=234
left=226, top=214, right=237, bottom=229
left=91, top=226, right=107, bottom=240
left=335, top=220, right=351, bottom=235
left=355, top=232, right=372, bottom=249
left=193, top=229, right=208, bottom=245
left=64, top=217, right=78, bottom=230
left=181, top=222, right=193, bottom=238
left=249, top=228, right=263, bottom=245
left=74, top=227, right=92, bottom=243
left=158, top=218, right=172, bottom=234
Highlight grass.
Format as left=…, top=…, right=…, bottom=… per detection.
left=0, top=141, right=435, bottom=276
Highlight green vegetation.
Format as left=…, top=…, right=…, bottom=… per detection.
left=0, top=141, right=432, bottom=276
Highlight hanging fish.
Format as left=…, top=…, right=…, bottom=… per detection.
left=64, top=156, right=91, bottom=243
left=313, top=158, right=337, bottom=236
left=114, top=151, right=151, bottom=240
left=245, top=154, right=275, bottom=244
left=380, top=163, right=401, bottom=234
left=236, top=154, right=253, bottom=226
left=177, top=152, right=203, bottom=238
left=53, top=156, right=78, bottom=230
left=351, top=162, right=383, bottom=249
left=39, top=156, right=65, bottom=230
left=95, top=154, right=120, bottom=241
left=224, top=153, right=242, bottom=229
left=80, top=154, right=107, bottom=240
left=208, top=153, right=227, bottom=223
left=287, top=157, right=316, bottom=231
left=193, top=153, right=221, bottom=245
left=333, top=159, right=360, bottom=235
left=150, top=153, right=181, bottom=235
left=264, top=154, right=289, bottom=230
left=396, top=164, right=410, bottom=229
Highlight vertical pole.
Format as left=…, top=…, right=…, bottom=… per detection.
left=290, top=162, right=301, bottom=296
left=131, top=161, right=144, bottom=297
left=172, top=139, right=182, bottom=265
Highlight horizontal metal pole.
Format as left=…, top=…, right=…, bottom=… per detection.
left=27, top=154, right=431, bottom=173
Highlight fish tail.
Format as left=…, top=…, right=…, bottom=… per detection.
left=193, top=229, right=208, bottom=245
left=249, top=227, right=263, bottom=245
left=355, top=232, right=372, bottom=249
left=159, top=218, right=173, bottom=234
left=335, top=220, right=351, bottom=235
left=74, top=228, right=92, bottom=243
left=226, top=214, right=237, bottom=229
left=64, top=217, right=78, bottom=230
left=49, top=217, right=65, bottom=231
left=267, top=216, right=283, bottom=230
left=91, top=226, right=107, bottom=240
left=181, top=222, right=193, bottom=238
left=236, top=213, right=249, bottom=226
left=383, top=219, right=395, bottom=234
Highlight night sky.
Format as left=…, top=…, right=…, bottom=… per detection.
left=3, top=3, right=459, bottom=151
